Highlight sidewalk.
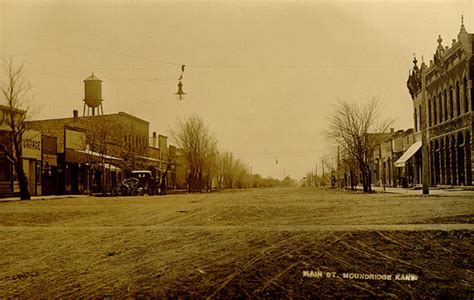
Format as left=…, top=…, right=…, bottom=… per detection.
left=0, top=189, right=189, bottom=202
left=370, top=185, right=474, bottom=196
left=0, top=194, right=90, bottom=203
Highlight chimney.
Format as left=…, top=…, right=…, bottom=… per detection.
left=73, top=110, right=79, bottom=119
left=152, top=132, right=157, bottom=147
left=390, top=128, right=394, bottom=134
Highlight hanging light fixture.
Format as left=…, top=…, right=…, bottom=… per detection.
left=175, top=65, right=186, bottom=100
left=175, top=80, right=186, bottom=100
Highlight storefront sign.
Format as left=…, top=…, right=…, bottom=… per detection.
left=22, top=130, right=42, bottom=160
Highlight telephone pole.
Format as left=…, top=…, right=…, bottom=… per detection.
left=421, top=64, right=430, bottom=195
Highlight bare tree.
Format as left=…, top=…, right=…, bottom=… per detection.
left=172, top=115, right=216, bottom=192
left=337, top=148, right=359, bottom=191
left=218, top=151, right=235, bottom=189
left=0, top=59, right=35, bottom=200
left=204, top=145, right=218, bottom=191
left=326, top=98, right=393, bottom=192
left=233, top=158, right=247, bottom=188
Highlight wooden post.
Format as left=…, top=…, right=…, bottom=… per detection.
left=421, top=66, right=430, bottom=195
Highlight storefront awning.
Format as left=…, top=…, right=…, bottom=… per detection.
left=136, top=156, right=167, bottom=163
left=75, top=149, right=123, bottom=161
left=394, top=141, right=422, bottom=168
left=102, top=163, right=121, bottom=171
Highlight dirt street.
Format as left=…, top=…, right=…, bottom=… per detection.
left=0, top=187, right=472, bottom=298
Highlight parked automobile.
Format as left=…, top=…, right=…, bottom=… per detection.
left=118, top=177, right=140, bottom=196
left=130, top=170, right=155, bottom=195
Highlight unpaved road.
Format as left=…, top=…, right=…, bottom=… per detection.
left=0, top=187, right=472, bottom=298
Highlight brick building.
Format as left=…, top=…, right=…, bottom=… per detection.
left=2, top=73, right=181, bottom=197
left=26, top=111, right=150, bottom=194
left=407, top=19, right=473, bottom=186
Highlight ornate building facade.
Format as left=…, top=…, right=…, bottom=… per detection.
left=407, top=19, right=473, bottom=186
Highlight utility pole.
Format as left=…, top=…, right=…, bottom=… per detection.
left=337, top=146, right=340, bottom=187
left=321, top=160, right=325, bottom=178
left=315, top=163, right=317, bottom=186
left=421, top=64, right=430, bottom=195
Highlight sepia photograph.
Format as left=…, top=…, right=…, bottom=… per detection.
left=0, top=0, right=473, bottom=298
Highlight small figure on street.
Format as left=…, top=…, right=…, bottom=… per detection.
left=159, top=160, right=173, bottom=196
left=401, top=171, right=408, bottom=188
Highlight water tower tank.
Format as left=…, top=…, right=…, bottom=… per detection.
left=84, top=72, right=102, bottom=108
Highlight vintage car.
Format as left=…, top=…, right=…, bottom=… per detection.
left=130, top=170, right=155, bottom=195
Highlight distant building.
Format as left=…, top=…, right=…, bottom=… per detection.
left=407, top=18, right=473, bottom=186
left=174, top=148, right=188, bottom=190
left=392, top=129, right=418, bottom=187
left=371, top=130, right=396, bottom=187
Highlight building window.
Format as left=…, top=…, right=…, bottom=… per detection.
left=418, top=105, right=421, bottom=130
left=443, top=89, right=448, bottom=121
left=437, top=95, right=441, bottom=124
left=471, top=78, right=474, bottom=112
left=433, top=96, right=437, bottom=125
left=449, top=86, right=454, bottom=119
left=463, top=77, right=468, bottom=113
left=414, top=107, right=418, bottom=131
left=456, top=81, right=460, bottom=116
left=428, top=98, right=432, bottom=126
left=438, top=93, right=442, bottom=123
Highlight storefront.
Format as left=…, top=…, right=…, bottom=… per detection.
left=0, top=131, right=13, bottom=196
left=21, top=130, right=42, bottom=196
left=42, top=135, right=58, bottom=195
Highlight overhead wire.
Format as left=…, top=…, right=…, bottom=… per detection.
left=234, top=150, right=320, bottom=156
left=8, top=33, right=407, bottom=76
left=9, top=33, right=180, bottom=67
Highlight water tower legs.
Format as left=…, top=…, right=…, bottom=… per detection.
left=82, top=102, right=104, bottom=116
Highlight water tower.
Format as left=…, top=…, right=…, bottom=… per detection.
left=83, top=72, right=104, bottom=116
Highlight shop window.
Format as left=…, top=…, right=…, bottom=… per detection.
left=0, top=160, right=12, bottom=181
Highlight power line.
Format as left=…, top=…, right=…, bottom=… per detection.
left=9, top=33, right=407, bottom=71
left=190, top=64, right=406, bottom=69
left=25, top=67, right=176, bottom=81
left=9, top=33, right=181, bottom=67
left=235, top=150, right=320, bottom=156
left=21, top=60, right=175, bottom=71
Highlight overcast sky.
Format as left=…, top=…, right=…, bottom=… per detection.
left=1, top=0, right=473, bottom=179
